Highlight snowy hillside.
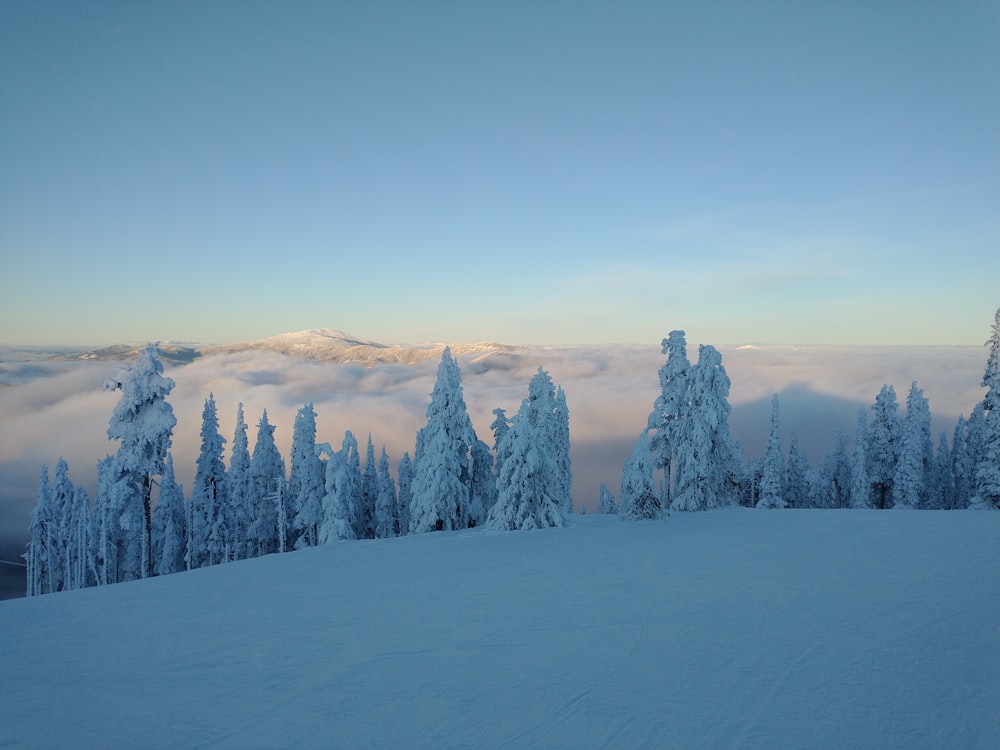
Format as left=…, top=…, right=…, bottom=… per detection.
left=3, top=508, right=998, bottom=749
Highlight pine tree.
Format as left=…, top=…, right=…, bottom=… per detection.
left=26, top=466, right=53, bottom=596
left=619, top=433, right=661, bottom=520
left=950, top=416, right=972, bottom=509
left=318, top=432, right=359, bottom=543
left=228, top=403, right=253, bottom=559
left=672, top=345, right=741, bottom=511
left=410, top=348, right=477, bottom=533
left=289, top=403, right=323, bottom=549
left=785, top=430, right=810, bottom=509
left=102, top=344, right=176, bottom=579
left=358, top=435, right=378, bottom=539
left=893, top=382, right=932, bottom=510
left=490, top=407, right=510, bottom=479
left=49, top=457, right=75, bottom=591
left=647, top=330, right=691, bottom=507
left=486, top=411, right=564, bottom=531
left=247, top=410, right=285, bottom=557
left=597, top=483, right=617, bottom=514
left=152, top=453, right=186, bottom=576
left=850, top=408, right=871, bottom=509
left=374, top=447, right=398, bottom=539
left=65, top=485, right=92, bottom=591
left=970, top=308, right=1000, bottom=509
left=468, top=439, right=497, bottom=527
left=554, top=386, right=573, bottom=513
left=931, top=432, right=954, bottom=510
left=188, top=394, right=229, bottom=568
left=757, top=395, right=786, bottom=509
left=866, top=385, right=900, bottom=510
left=395, top=452, right=413, bottom=537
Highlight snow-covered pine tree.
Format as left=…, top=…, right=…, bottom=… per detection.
left=228, top=403, right=253, bottom=560
left=893, top=381, right=932, bottom=510
left=597, top=483, right=617, bottom=514
left=866, top=385, right=901, bottom=509
left=410, top=347, right=477, bottom=533
left=647, top=330, right=691, bottom=507
left=188, top=394, right=229, bottom=568
left=518, top=368, right=572, bottom=512
left=950, top=416, right=972, bottom=509
left=358, top=435, right=378, bottom=539
left=468, top=439, right=497, bottom=527
left=850, top=408, right=872, bottom=509
left=102, top=344, right=176, bottom=579
left=152, top=453, right=186, bottom=576
left=619, top=433, right=661, bottom=520
left=26, top=466, right=53, bottom=596
left=65, top=484, right=92, bottom=591
left=970, top=307, right=1000, bottom=509
left=490, top=407, right=510, bottom=478
left=49, top=457, right=76, bottom=591
left=395, top=452, right=413, bottom=537
left=785, top=429, right=810, bottom=509
left=374, top=447, right=398, bottom=539
left=288, top=403, right=323, bottom=549
left=757, top=395, right=786, bottom=509
left=554, top=386, right=573, bottom=513
left=247, top=409, right=286, bottom=557
left=672, top=344, right=741, bottom=511
left=318, top=432, right=360, bottom=543
left=931, top=432, right=954, bottom=510
left=818, top=432, right=851, bottom=509
left=486, top=410, right=564, bottom=531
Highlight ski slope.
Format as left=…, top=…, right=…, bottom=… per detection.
left=2, top=508, right=998, bottom=749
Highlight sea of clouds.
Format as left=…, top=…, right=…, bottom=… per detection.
left=0, top=341, right=988, bottom=598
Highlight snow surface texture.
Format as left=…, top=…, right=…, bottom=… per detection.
left=2, top=509, right=998, bottom=749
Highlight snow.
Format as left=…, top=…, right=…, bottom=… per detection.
left=2, top=509, right=998, bottom=749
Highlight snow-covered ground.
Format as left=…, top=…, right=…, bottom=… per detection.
left=2, top=508, right=998, bottom=749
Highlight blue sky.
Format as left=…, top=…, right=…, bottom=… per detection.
left=1, top=1, right=997, bottom=347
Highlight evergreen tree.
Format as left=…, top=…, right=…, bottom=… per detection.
left=469, top=439, right=497, bottom=527
left=554, top=386, right=573, bottom=513
left=893, top=382, right=932, bottom=510
left=757, top=395, right=786, bottom=509
left=49, top=458, right=75, bottom=591
left=395, top=452, right=413, bottom=537
left=490, top=407, right=510, bottom=479
left=647, top=330, right=691, bottom=507
left=188, top=394, right=229, bottom=568
left=785, top=430, right=810, bottom=509
left=410, top=348, right=477, bottom=533
left=26, top=466, right=53, bottom=596
left=228, top=403, right=253, bottom=560
left=619, top=433, right=661, bottom=520
left=358, top=435, right=378, bottom=539
left=102, top=344, right=176, bottom=579
left=597, top=483, right=617, bottom=514
left=247, top=410, right=285, bottom=557
left=374, top=447, right=398, bottom=539
left=152, top=453, right=186, bottom=576
left=850, top=408, right=872, bottom=509
left=931, top=432, right=954, bottom=510
left=950, top=416, right=972, bottom=509
left=672, top=345, right=741, bottom=511
left=819, top=432, right=851, bottom=509
left=970, top=307, right=1000, bottom=509
left=866, top=385, right=900, bottom=509
left=318, top=432, right=359, bottom=543
left=486, top=411, right=564, bottom=531
left=65, top=484, right=92, bottom=591
left=289, top=403, right=323, bottom=549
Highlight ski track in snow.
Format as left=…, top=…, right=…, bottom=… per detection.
left=1, top=508, right=998, bottom=750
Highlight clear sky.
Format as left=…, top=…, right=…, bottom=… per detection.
left=1, top=0, right=997, bottom=347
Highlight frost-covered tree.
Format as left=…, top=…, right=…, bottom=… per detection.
left=188, top=394, right=229, bottom=568
left=152, top=453, right=186, bottom=576
left=619, top=433, right=661, bottom=520
left=866, top=385, right=900, bottom=509
left=647, top=330, right=691, bottom=506
left=358, top=435, right=378, bottom=539
left=486, top=410, right=564, bottom=531
left=970, top=308, right=1000, bottom=509
left=49, top=457, right=76, bottom=590
left=553, top=386, right=573, bottom=513
left=318, top=432, right=360, bottom=543
left=490, top=407, right=510, bottom=478
left=850, top=408, right=871, bottom=509
left=893, top=382, right=932, bottom=510
left=64, top=484, right=92, bottom=591
left=288, top=403, right=324, bottom=549
left=26, top=466, right=54, bottom=596
left=247, top=410, right=286, bottom=557
left=818, top=432, right=851, bottom=509
left=410, top=348, right=477, bottom=533
left=228, top=403, right=253, bottom=560
left=468, top=439, right=497, bottom=527
left=950, top=416, right=972, bottom=509
left=597, top=483, right=617, bottom=514
left=930, top=432, right=954, bottom=511
left=395, top=452, right=413, bottom=537
left=785, top=430, right=810, bottom=509
left=374, top=447, right=398, bottom=539
left=757, top=395, right=786, bottom=509
left=515, top=368, right=572, bottom=513
left=102, top=344, right=176, bottom=579
left=672, top=345, right=741, bottom=511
